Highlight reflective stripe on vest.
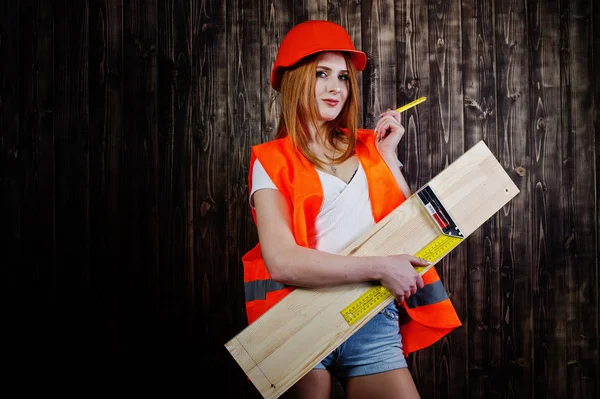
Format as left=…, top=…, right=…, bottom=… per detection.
left=245, top=279, right=287, bottom=302
left=405, top=280, right=448, bottom=309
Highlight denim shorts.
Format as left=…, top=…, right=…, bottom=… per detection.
left=313, top=301, right=408, bottom=378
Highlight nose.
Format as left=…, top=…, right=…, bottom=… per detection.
left=329, top=86, right=341, bottom=94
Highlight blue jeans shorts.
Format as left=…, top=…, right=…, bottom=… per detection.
left=313, top=301, right=408, bottom=378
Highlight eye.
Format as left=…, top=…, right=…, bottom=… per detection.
left=338, top=74, right=349, bottom=82
left=316, top=70, right=327, bottom=78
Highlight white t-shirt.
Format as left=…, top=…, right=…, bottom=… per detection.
left=250, top=159, right=375, bottom=254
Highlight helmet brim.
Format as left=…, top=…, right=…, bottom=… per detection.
left=271, top=49, right=367, bottom=91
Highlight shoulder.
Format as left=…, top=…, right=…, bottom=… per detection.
left=252, top=137, right=293, bottom=159
left=253, top=137, right=288, bottom=150
left=251, top=137, right=299, bottom=182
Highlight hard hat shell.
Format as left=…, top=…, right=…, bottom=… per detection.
left=270, top=20, right=367, bottom=91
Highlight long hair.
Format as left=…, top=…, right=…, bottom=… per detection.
left=274, top=52, right=360, bottom=168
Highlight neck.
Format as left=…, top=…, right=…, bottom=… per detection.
left=307, top=122, right=326, bottom=145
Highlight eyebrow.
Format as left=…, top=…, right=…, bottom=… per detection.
left=316, top=65, right=349, bottom=73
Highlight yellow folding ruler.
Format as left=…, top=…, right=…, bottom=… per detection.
left=340, top=185, right=465, bottom=326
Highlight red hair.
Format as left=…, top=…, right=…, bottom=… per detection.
left=275, top=52, right=360, bottom=168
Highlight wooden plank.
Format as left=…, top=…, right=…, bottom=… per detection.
left=294, top=0, right=326, bottom=23
left=53, top=0, right=91, bottom=357
left=0, top=0, right=23, bottom=364
left=5, top=0, right=55, bottom=358
left=594, top=0, right=600, bottom=392
left=306, top=0, right=327, bottom=20
left=528, top=1, right=566, bottom=398
left=157, top=0, right=194, bottom=330
left=260, top=1, right=293, bottom=142
left=155, top=0, right=199, bottom=362
left=0, top=0, right=20, bottom=321
left=121, top=0, right=159, bottom=352
left=17, top=0, right=56, bottom=307
left=227, top=0, right=262, bottom=320
left=461, top=0, right=503, bottom=397
left=421, top=1, right=466, bottom=397
left=361, top=0, right=397, bottom=128
left=88, top=0, right=123, bottom=355
left=226, top=0, right=263, bottom=395
left=191, top=0, right=230, bottom=392
left=494, top=0, right=533, bottom=397
left=562, top=1, right=598, bottom=397
left=395, top=0, right=431, bottom=193
left=226, top=141, right=519, bottom=399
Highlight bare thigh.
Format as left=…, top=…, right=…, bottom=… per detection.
left=281, top=369, right=332, bottom=399
left=345, top=368, right=420, bottom=399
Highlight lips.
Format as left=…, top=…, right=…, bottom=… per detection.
left=322, top=99, right=339, bottom=107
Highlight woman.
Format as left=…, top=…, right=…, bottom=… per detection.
left=243, top=20, right=461, bottom=398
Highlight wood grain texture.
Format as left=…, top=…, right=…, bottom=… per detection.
left=528, top=1, right=565, bottom=398
left=119, top=0, right=160, bottom=356
left=294, top=0, right=327, bottom=23
left=260, top=0, right=293, bottom=142
left=494, top=0, right=534, bottom=397
left=88, top=0, right=123, bottom=357
left=0, top=1, right=598, bottom=396
left=462, top=0, right=503, bottom=397
left=157, top=0, right=195, bottom=359
left=0, top=0, right=20, bottom=305
left=53, top=0, right=92, bottom=358
left=594, top=0, right=600, bottom=392
left=226, top=0, right=264, bottom=395
left=0, top=0, right=23, bottom=367
left=6, top=0, right=56, bottom=360
left=395, top=0, right=431, bottom=193
left=191, top=0, right=232, bottom=390
left=361, top=0, right=397, bottom=128
left=562, top=1, right=598, bottom=397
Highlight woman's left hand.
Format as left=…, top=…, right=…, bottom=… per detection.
left=374, top=108, right=405, bottom=156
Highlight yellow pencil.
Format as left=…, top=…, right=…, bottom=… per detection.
left=395, top=96, right=427, bottom=113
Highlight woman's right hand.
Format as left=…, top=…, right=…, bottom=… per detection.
left=378, top=255, right=428, bottom=302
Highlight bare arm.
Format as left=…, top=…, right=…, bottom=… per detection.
left=374, top=109, right=412, bottom=199
left=379, top=153, right=411, bottom=199
left=253, top=188, right=426, bottom=300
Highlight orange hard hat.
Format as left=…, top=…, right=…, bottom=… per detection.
left=271, top=20, right=367, bottom=91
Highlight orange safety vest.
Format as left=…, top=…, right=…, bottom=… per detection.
left=243, top=129, right=462, bottom=355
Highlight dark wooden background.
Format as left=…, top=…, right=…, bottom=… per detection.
left=1, top=0, right=598, bottom=397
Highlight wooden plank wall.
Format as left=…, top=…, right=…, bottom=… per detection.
left=0, top=0, right=598, bottom=397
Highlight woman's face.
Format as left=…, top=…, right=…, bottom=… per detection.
left=314, top=52, right=349, bottom=126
